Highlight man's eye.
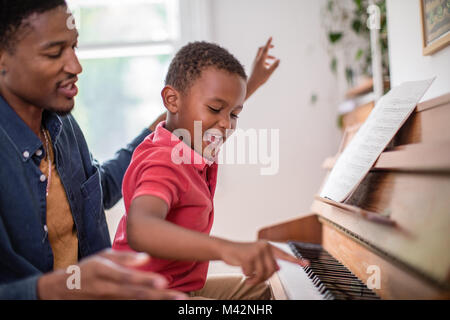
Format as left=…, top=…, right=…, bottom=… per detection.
left=231, top=114, right=239, bottom=119
left=47, top=52, right=62, bottom=59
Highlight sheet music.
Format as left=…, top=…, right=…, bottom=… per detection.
left=320, top=78, right=435, bottom=203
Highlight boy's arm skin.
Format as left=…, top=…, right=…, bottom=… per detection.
left=148, top=37, right=279, bottom=131
left=127, top=195, right=309, bottom=286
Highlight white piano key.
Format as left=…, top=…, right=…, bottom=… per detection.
left=270, top=242, right=327, bottom=300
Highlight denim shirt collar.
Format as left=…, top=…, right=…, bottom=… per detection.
left=0, top=95, right=63, bottom=162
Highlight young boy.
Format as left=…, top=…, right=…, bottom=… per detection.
left=113, top=42, right=307, bottom=299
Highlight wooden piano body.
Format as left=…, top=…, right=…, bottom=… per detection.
left=258, top=93, right=450, bottom=299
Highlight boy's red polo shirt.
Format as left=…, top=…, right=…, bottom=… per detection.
left=113, top=121, right=218, bottom=292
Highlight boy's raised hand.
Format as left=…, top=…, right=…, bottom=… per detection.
left=246, top=37, right=280, bottom=100
left=219, top=240, right=309, bottom=285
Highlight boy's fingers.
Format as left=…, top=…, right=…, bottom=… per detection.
left=241, top=261, right=256, bottom=278
left=268, top=59, right=280, bottom=73
left=256, top=47, right=264, bottom=60
left=263, top=37, right=273, bottom=55
left=271, top=246, right=310, bottom=267
left=263, top=252, right=279, bottom=280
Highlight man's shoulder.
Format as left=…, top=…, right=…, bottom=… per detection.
left=59, top=113, right=80, bottom=131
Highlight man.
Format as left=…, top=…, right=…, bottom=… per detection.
left=0, top=0, right=279, bottom=299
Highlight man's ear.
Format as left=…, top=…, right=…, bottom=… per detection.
left=161, top=85, right=180, bottom=114
left=0, top=49, right=7, bottom=76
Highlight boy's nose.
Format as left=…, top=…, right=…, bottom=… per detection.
left=218, top=115, right=232, bottom=130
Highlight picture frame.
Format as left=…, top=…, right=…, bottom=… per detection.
left=419, top=0, right=450, bottom=55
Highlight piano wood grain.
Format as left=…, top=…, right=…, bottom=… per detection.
left=258, top=93, right=450, bottom=300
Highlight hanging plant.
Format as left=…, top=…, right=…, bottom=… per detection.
left=321, top=0, right=390, bottom=87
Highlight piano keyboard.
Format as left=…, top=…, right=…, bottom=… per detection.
left=271, top=242, right=379, bottom=300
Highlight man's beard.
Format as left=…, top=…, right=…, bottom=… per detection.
left=45, top=102, right=75, bottom=116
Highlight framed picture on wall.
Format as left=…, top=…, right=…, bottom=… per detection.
left=420, top=0, right=450, bottom=55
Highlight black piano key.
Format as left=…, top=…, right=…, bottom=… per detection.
left=307, top=269, right=360, bottom=280
left=308, top=260, right=351, bottom=269
left=316, top=280, right=376, bottom=296
left=288, top=241, right=380, bottom=300
left=320, top=281, right=373, bottom=298
left=309, top=264, right=354, bottom=273
left=313, top=276, right=368, bottom=288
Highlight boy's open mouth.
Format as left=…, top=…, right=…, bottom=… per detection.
left=204, top=131, right=224, bottom=145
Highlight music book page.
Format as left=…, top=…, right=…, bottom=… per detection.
left=320, top=78, right=435, bottom=203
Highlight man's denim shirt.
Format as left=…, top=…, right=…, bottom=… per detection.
left=0, top=96, right=150, bottom=299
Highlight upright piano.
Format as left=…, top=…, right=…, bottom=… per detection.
left=258, top=93, right=450, bottom=299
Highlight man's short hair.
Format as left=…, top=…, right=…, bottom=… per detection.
left=165, top=41, right=247, bottom=94
left=0, top=0, right=67, bottom=51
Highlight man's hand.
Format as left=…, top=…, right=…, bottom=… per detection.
left=219, top=240, right=309, bottom=286
left=246, top=37, right=280, bottom=100
left=37, top=249, right=187, bottom=300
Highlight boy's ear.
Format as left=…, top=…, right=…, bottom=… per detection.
left=161, top=86, right=180, bottom=114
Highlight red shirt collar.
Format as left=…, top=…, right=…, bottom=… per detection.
left=151, top=121, right=214, bottom=171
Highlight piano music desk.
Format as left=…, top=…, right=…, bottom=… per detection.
left=259, top=93, right=450, bottom=300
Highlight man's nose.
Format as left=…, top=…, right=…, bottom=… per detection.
left=64, top=50, right=83, bottom=75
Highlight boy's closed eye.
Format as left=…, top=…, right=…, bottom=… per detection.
left=207, top=105, right=221, bottom=113
left=207, top=106, right=240, bottom=119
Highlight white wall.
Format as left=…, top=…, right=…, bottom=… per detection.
left=387, top=0, right=450, bottom=101
left=207, top=0, right=342, bottom=242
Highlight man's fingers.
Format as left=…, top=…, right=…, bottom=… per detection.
left=124, top=286, right=187, bottom=300
left=98, top=249, right=151, bottom=267
left=99, top=280, right=186, bottom=300
left=272, top=246, right=310, bottom=267
left=99, top=260, right=169, bottom=289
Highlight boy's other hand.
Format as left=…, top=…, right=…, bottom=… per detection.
left=219, top=240, right=309, bottom=286
left=37, top=249, right=187, bottom=300
left=246, top=37, right=280, bottom=100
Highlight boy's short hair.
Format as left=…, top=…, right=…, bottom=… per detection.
left=0, top=0, right=67, bottom=51
left=165, top=41, right=247, bottom=94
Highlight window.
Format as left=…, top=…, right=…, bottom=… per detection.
left=67, top=0, right=180, bottom=162
left=66, top=0, right=181, bottom=237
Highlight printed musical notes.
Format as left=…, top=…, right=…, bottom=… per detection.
left=320, top=78, right=435, bottom=202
